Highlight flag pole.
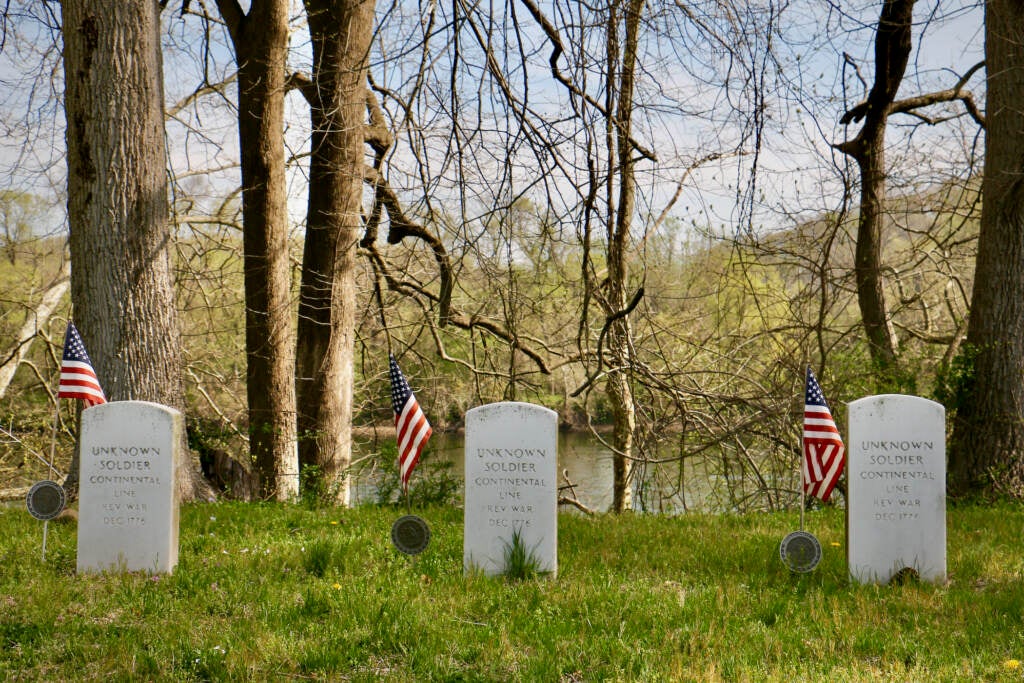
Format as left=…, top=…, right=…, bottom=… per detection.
left=41, top=381, right=63, bottom=562
left=47, top=401, right=60, bottom=481
left=799, top=451, right=806, bottom=532
left=372, top=265, right=393, bottom=358
left=50, top=315, right=71, bottom=481
left=800, top=359, right=808, bottom=532
left=375, top=271, right=405, bottom=511
left=53, top=313, right=69, bottom=480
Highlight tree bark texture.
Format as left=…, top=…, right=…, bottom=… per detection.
left=62, top=0, right=210, bottom=501
left=295, top=0, right=376, bottom=505
left=218, top=0, right=299, bottom=500
left=604, top=0, right=645, bottom=513
left=851, top=129, right=899, bottom=371
left=949, top=0, right=1024, bottom=499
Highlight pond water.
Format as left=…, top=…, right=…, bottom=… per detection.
left=352, top=429, right=797, bottom=513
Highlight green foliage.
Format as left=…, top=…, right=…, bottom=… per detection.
left=867, top=358, right=921, bottom=396
left=373, top=442, right=460, bottom=508
left=187, top=417, right=236, bottom=464
left=298, top=464, right=328, bottom=509
left=1, top=502, right=1023, bottom=681
left=0, top=173, right=988, bottom=508
left=933, top=343, right=980, bottom=419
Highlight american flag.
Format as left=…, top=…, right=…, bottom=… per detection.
left=58, top=321, right=106, bottom=407
left=803, top=366, right=844, bottom=501
left=389, top=355, right=432, bottom=492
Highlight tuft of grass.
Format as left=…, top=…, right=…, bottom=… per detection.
left=0, top=501, right=1022, bottom=681
left=501, top=528, right=543, bottom=581
left=302, top=539, right=336, bottom=578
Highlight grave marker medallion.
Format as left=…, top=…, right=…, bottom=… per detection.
left=779, top=530, right=822, bottom=573
left=391, top=515, right=431, bottom=555
left=26, top=480, right=66, bottom=521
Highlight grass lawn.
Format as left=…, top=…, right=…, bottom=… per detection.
left=0, top=501, right=1022, bottom=681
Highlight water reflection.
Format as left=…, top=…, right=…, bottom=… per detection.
left=352, top=430, right=761, bottom=513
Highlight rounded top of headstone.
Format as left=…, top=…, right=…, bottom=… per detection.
left=779, top=530, right=822, bottom=573
left=466, top=401, right=559, bottom=421
left=83, top=400, right=183, bottom=416
left=848, top=394, right=944, bottom=414
left=26, top=480, right=66, bottom=521
left=391, top=515, right=431, bottom=555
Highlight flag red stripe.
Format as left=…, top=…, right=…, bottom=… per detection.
left=396, top=398, right=432, bottom=488
left=389, top=355, right=432, bottom=492
left=58, top=386, right=105, bottom=398
left=58, top=392, right=105, bottom=407
left=59, top=378, right=100, bottom=387
left=803, top=369, right=845, bottom=502
left=398, top=412, right=430, bottom=461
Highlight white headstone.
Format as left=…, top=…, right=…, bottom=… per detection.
left=77, top=401, right=181, bottom=574
left=847, top=394, right=945, bottom=584
left=463, top=402, right=558, bottom=577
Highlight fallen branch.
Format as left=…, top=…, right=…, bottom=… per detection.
left=0, top=261, right=70, bottom=399
left=0, top=486, right=30, bottom=502
left=558, top=468, right=596, bottom=515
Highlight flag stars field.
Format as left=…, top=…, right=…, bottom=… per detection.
left=57, top=321, right=106, bottom=407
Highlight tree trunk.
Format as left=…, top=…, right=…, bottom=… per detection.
left=217, top=0, right=300, bottom=501
left=852, top=128, right=899, bottom=373
left=61, top=0, right=211, bottom=501
left=295, top=0, right=376, bottom=505
left=604, top=0, right=645, bottom=513
left=948, top=0, right=1024, bottom=499
left=836, top=0, right=916, bottom=379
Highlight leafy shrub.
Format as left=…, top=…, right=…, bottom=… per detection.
left=373, top=442, right=460, bottom=507
left=932, top=342, right=979, bottom=419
